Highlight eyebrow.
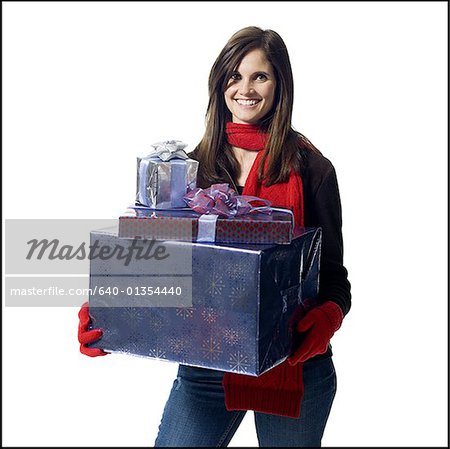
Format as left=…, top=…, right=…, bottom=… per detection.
left=231, top=70, right=272, bottom=77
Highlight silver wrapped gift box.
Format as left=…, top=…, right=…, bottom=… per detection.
left=136, top=140, right=198, bottom=209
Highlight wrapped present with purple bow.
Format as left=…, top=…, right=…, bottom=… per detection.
left=136, top=140, right=199, bottom=209
left=121, top=184, right=294, bottom=244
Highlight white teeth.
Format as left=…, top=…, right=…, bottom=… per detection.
left=236, top=99, right=260, bottom=106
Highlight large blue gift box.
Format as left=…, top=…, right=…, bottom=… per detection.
left=87, top=226, right=321, bottom=376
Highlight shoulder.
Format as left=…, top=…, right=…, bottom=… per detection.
left=295, top=139, right=341, bottom=200
left=292, top=132, right=335, bottom=179
left=301, top=148, right=335, bottom=178
left=298, top=135, right=336, bottom=180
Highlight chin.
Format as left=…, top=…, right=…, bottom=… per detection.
left=233, top=114, right=263, bottom=125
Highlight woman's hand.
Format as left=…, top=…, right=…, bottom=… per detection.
left=288, top=301, right=343, bottom=365
left=78, top=301, right=109, bottom=357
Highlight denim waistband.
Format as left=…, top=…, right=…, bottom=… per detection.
left=177, top=364, right=225, bottom=382
left=177, top=353, right=333, bottom=383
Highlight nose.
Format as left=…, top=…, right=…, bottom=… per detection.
left=238, top=78, right=254, bottom=96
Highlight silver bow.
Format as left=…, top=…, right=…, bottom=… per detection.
left=148, top=140, right=189, bottom=161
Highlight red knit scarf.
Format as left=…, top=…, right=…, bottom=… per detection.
left=226, top=122, right=304, bottom=228
left=223, top=122, right=305, bottom=419
left=226, top=122, right=268, bottom=151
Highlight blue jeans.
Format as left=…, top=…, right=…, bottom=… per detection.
left=154, top=356, right=337, bottom=447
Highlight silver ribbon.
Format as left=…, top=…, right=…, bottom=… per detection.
left=197, top=214, right=219, bottom=242
left=148, top=140, right=189, bottom=161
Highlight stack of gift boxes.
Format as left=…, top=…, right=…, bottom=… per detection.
left=88, top=140, right=322, bottom=376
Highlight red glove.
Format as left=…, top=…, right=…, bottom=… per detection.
left=288, top=301, right=343, bottom=365
left=78, top=301, right=109, bottom=357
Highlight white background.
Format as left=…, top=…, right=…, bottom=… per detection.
left=2, top=1, right=447, bottom=447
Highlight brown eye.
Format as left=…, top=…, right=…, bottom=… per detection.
left=230, top=73, right=241, bottom=81
left=255, top=73, right=268, bottom=81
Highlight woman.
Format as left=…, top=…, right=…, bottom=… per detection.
left=78, top=26, right=351, bottom=447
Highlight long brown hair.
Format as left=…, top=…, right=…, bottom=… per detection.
left=194, top=26, right=320, bottom=187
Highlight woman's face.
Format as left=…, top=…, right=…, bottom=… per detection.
left=224, top=48, right=277, bottom=125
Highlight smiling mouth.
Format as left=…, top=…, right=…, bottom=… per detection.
left=235, top=99, right=261, bottom=106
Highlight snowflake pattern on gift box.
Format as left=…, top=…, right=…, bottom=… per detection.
left=148, top=347, right=167, bottom=359
left=176, top=307, right=195, bottom=320
left=206, top=271, right=225, bottom=296
left=169, top=337, right=190, bottom=356
left=123, top=307, right=146, bottom=324
left=127, top=330, right=149, bottom=354
left=201, top=307, right=219, bottom=323
left=201, top=337, right=222, bottom=361
left=229, top=285, right=248, bottom=309
left=223, top=328, right=240, bottom=346
left=147, top=313, right=165, bottom=332
left=227, top=351, right=250, bottom=373
left=226, top=261, right=248, bottom=282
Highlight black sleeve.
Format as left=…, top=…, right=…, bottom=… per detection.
left=302, top=152, right=352, bottom=316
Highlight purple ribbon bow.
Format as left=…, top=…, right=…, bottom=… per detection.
left=183, top=183, right=272, bottom=217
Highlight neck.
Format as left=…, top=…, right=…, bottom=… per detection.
left=231, top=146, right=259, bottom=164
left=233, top=147, right=259, bottom=187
